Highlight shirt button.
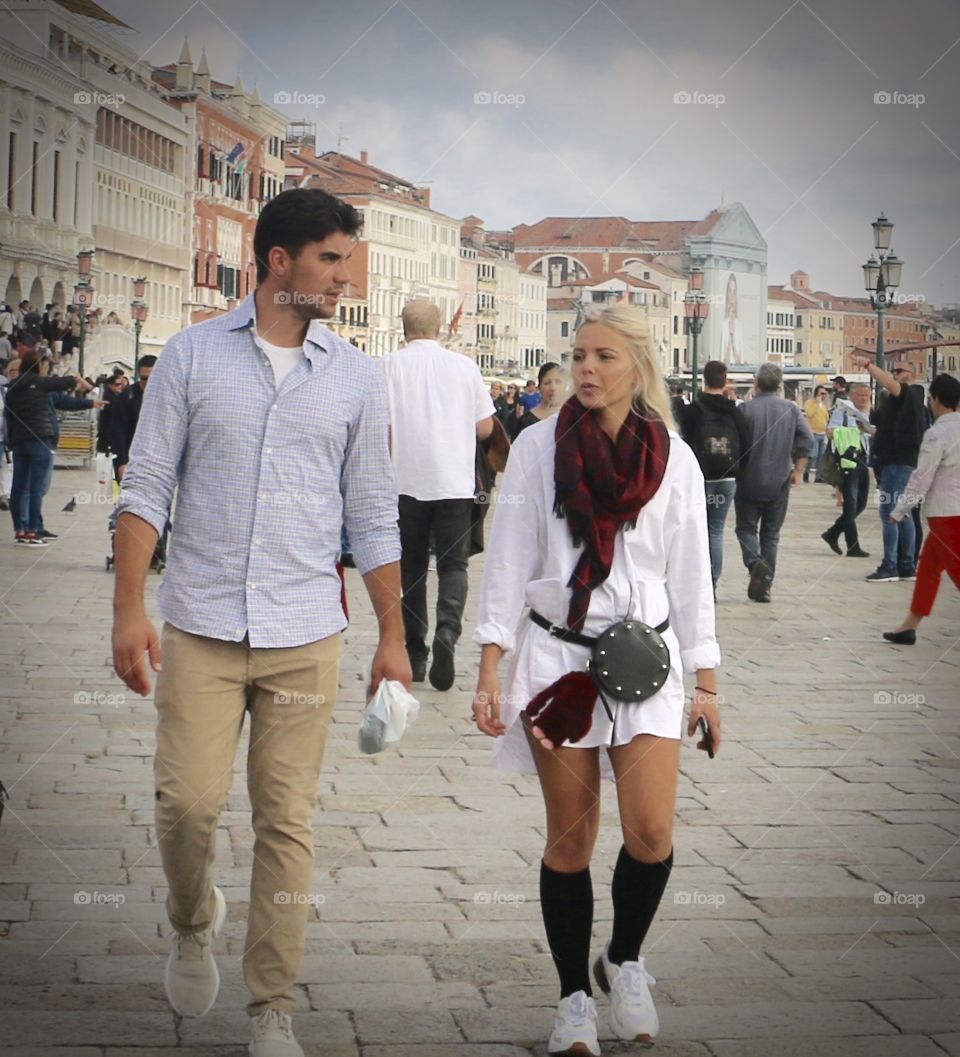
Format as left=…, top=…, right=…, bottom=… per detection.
left=247, top=582, right=257, bottom=590
left=265, top=447, right=273, bottom=454
left=271, top=403, right=278, bottom=411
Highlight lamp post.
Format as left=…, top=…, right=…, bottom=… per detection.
left=131, top=277, right=148, bottom=374
left=862, top=213, right=903, bottom=377
left=73, top=249, right=95, bottom=378
left=684, top=266, right=710, bottom=396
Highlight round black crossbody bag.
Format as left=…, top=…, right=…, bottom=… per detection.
left=587, top=618, right=671, bottom=703
left=529, top=611, right=671, bottom=706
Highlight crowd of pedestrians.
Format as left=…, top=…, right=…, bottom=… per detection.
left=10, top=184, right=955, bottom=1057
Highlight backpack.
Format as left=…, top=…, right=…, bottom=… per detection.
left=698, top=403, right=741, bottom=480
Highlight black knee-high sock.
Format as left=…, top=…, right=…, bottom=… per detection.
left=608, top=845, right=673, bottom=966
left=540, top=861, right=593, bottom=998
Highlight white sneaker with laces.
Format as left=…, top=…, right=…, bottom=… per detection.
left=249, top=1009, right=304, bottom=1057
left=164, top=885, right=227, bottom=1017
left=593, top=942, right=659, bottom=1040
left=547, top=990, right=601, bottom=1056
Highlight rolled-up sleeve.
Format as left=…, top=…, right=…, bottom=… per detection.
left=115, top=335, right=188, bottom=537
left=665, top=446, right=721, bottom=673
left=474, top=429, right=544, bottom=655
left=341, top=370, right=400, bottom=575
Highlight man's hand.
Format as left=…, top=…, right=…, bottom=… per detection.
left=113, top=611, right=162, bottom=696
left=368, top=638, right=412, bottom=699
left=889, top=509, right=905, bottom=523
left=790, top=468, right=800, bottom=487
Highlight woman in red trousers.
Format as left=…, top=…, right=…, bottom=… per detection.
left=883, top=373, right=960, bottom=645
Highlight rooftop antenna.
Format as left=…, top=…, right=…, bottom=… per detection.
left=336, top=125, right=350, bottom=156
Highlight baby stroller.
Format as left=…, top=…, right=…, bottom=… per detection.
left=105, top=511, right=169, bottom=573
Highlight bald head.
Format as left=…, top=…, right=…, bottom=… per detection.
left=402, top=300, right=441, bottom=341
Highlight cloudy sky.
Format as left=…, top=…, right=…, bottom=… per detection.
left=107, top=0, right=959, bottom=304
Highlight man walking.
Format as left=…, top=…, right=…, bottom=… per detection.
left=111, top=354, right=156, bottom=479
left=802, top=385, right=830, bottom=482
left=853, top=356, right=927, bottom=582
left=680, top=359, right=750, bottom=592
left=112, top=188, right=409, bottom=1057
left=383, top=300, right=494, bottom=690
left=734, top=364, right=815, bottom=602
left=821, top=383, right=874, bottom=558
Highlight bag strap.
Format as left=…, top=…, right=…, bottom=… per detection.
left=530, top=609, right=669, bottom=645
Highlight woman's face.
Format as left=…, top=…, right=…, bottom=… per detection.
left=490, top=381, right=502, bottom=399
left=539, top=368, right=564, bottom=406
left=571, top=323, right=638, bottom=415
left=507, top=384, right=518, bottom=400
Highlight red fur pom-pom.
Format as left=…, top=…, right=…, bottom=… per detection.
left=524, top=671, right=597, bottom=745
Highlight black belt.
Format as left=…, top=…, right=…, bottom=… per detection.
left=530, top=609, right=669, bottom=646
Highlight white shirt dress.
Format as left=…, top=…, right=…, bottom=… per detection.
left=474, top=417, right=721, bottom=777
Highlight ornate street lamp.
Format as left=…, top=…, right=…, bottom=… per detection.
left=862, top=214, right=903, bottom=373
left=131, top=277, right=148, bottom=374
left=73, top=249, right=95, bottom=378
left=684, top=266, right=710, bottom=396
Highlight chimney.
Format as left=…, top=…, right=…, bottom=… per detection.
left=360, top=150, right=368, bottom=164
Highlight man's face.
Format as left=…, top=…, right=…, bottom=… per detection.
left=138, top=366, right=153, bottom=389
left=525, top=380, right=536, bottom=393
left=892, top=366, right=914, bottom=385
left=490, top=382, right=502, bottom=398
left=273, top=232, right=356, bottom=322
left=851, top=386, right=871, bottom=411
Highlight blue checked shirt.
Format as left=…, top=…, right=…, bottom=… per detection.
left=117, top=294, right=400, bottom=648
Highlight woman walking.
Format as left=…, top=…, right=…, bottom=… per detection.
left=472, top=306, right=721, bottom=1055
left=515, top=362, right=566, bottom=435
left=883, top=373, right=960, bottom=645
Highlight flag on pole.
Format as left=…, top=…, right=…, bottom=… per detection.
left=226, top=141, right=245, bottom=165
left=448, top=300, right=464, bottom=340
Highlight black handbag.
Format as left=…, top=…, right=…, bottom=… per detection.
left=530, top=611, right=671, bottom=704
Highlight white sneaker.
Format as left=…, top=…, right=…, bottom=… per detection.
left=547, top=990, right=601, bottom=1056
left=164, top=885, right=227, bottom=1017
left=249, top=1009, right=304, bottom=1057
left=593, top=942, right=659, bottom=1040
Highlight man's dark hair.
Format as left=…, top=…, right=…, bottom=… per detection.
left=703, top=360, right=727, bottom=389
left=929, top=372, right=960, bottom=410
left=254, top=188, right=363, bottom=283
left=138, top=355, right=158, bottom=369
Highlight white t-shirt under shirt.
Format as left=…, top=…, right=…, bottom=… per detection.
left=254, top=331, right=305, bottom=387
left=382, top=338, right=495, bottom=501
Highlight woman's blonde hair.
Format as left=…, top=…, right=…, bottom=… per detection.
left=576, top=305, right=676, bottom=431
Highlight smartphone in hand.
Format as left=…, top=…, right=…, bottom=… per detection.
left=697, top=716, right=715, bottom=759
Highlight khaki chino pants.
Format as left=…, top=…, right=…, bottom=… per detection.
left=153, top=623, right=341, bottom=1015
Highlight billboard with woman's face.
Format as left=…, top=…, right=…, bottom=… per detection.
left=699, top=269, right=764, bottom=365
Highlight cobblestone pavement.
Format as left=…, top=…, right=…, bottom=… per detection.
left=1, top=463, right=959, bottom=1057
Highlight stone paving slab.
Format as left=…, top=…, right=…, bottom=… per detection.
left=2, top=465, right=959, bottom=1055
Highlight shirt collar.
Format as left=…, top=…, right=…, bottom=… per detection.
left=226, top=291, right=335, bottom=364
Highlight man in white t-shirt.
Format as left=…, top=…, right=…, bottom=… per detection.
left=383, top=301, right=495, bottom=690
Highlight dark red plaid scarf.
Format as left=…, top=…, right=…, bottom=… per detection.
left=553, top=396, right=670, bottom=631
